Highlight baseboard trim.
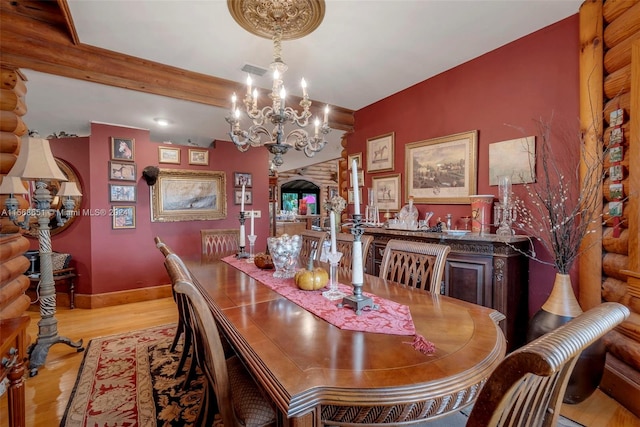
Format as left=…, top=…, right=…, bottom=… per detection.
left=74, top=284, right=173, bottom=309
left=600, top=353, right=640, bottom=419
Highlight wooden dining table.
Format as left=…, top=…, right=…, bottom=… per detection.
left=184, top=255, right=506, bottom=427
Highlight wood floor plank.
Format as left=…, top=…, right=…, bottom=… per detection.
left=1, top=297, right=638, bottom=427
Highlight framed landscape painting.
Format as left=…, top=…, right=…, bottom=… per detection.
left=405, top=130, right=477, bottom=204
left=150, top=169, right=226, bottom=222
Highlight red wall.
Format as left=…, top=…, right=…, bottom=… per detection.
left=48, top=123, right=269, bottom=295
left=346, top=16, right=580, bottom=315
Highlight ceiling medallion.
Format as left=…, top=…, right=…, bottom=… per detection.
left=228, top=0, right=325, bottom=40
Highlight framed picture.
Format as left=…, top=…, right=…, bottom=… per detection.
left=150, top=169, right=226, bottom=222
left=188, top=149, right=209, bottom=165
left=109, top=161, right=137, bottom=181
left=234, top=172, right=252, bottom=187
left=110, top=137, right=135, bottom=161
left=348, top=152, right=362, bottom=170
left=347, top=188, right=362, bottom=204
left=488, top=136, right=536, bottom=185
left=405, top=130, right=478, bottom=204
left=349, top=168, right=364, bottom=187
left=234, top=188, right=252, bottom=205
left=159, top=146, right=181, bottom=164
left=112, top=205, right=136, bottom=229
left=372, top=174, right=401, bottom=211
left=366, top=132, right=394, bottom=173
left=109, top=184, right=136, bottom=202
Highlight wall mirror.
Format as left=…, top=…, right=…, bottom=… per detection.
left=25, top=158, right=83, bottom=238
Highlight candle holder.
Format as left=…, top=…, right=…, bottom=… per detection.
left=237, top=211, right=249, bottom=259
left=322, top=251, right=346, bottom=300
left=339, top=214, right=377, bottom=314
left=246, top=234, right=257, bottom=263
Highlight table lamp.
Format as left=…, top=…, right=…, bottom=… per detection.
left=3, top=136, right=84, bottom=376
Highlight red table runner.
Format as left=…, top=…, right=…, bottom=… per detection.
left=222, top=255, right=434, bottom=354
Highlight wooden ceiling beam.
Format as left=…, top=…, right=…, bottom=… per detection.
left=0, top=3, right=355, bottom=132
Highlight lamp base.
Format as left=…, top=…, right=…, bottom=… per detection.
left=28, top=332, right=84, bottom=377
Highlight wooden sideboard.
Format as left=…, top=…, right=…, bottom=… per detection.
left=364, top=228, right=529, bottom=350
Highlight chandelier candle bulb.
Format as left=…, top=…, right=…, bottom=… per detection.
left=352, top=159, right=360, bottom=215
left=301, top=78, right=307, bottom=97
left=324, top=105, right=329, bottom=124
left=314, top=119, right=320, bottom=138
left=231, top=93, right=237, bottom=112
left=246, top=75, right=252, bottom=95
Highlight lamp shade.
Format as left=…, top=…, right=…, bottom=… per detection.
left=0, top=176, right=28, bottom=195
left=58, top=181, right=82, bottom=197
left=7, top=136, right=67, bottom=181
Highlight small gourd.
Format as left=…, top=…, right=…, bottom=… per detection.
left=294, top=256, right=329, bottom=291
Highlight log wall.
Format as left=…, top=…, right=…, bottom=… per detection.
left=581, top=0, right=640, bottom=417
left=0, top=66, right=30, bottom=320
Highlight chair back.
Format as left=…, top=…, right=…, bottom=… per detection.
left=379, top=239, right=450, bottom=292
left=467, top=302, right=630, bottom=427
left=300, top=229, right=328, bottom=262
left=201, top=229, right=239, bottom=259
left=154, top=236, right=174, bottom=257
left=334, top=232, right=373, bottom=276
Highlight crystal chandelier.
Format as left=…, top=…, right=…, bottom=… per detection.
left=226, top=0, right=330, bottom=167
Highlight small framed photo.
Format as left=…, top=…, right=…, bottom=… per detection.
left=348, top=152, right=362, bottom=170
left=234, top=188, right=252, bottom=205
left=189, top=149, right=209, bottom=165
left=109, top=161, right=137, bottom=181
left=110, top=137, right=135, bottom=161
left=159, top=146, right=181, bottom=164
left=349, top=169, right=364, bottom=187
left=109, top=184, right=137, bottom=202
left=372, top=174, right=401, bottom=211
left=609, top=145, right=623, bottom=163
left=112, top=205, right=136, bottom=229
left=234, top=172, right=252, bottom=187
left=366, top=132, right=394, bottom=173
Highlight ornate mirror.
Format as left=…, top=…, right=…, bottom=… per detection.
left=25, top=158, right=83, bottom=238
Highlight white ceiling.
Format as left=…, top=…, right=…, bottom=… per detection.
left=20, top=0, right=582, bottom=170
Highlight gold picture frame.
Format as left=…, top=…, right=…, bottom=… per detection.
left=112, top=205, right=136, bottom=229
left=110, top=137, right=135, bottom=161
left=188, top=149, right=209, bottom=165
left=405, top=130, right=478, bottom=204
left=372, top=174, right=401, bottom=211
left=366, top=132, right=394, bottom=173
left=158, top=146, right=181, bottom=164
left=150, top=169, right=226, bottom=222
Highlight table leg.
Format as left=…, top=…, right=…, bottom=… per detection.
left=69, top=276, right=75, bottom=309
left=8, top=357, right=26, bottom=427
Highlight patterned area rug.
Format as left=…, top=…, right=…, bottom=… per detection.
left=60, top=324, right=221, bottom=427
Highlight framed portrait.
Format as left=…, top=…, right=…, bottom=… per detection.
left=109, top=183, right=136, bottom=202
left=112, top=205, right=136, bottom=229
left=348, top=152, right=362, bottom=170
left=188, top=149, right=209, bottom=165
left=234, top=189, right=252, bottom=205
left=234, top=172, right=252, bottom=187
left=150, top=169, right=226, bottom=222
left=159, top=146, right=181, bottom=164
left=347, top=188, right=362, bottom=204
left=109, top=161, right=137, bottom=181
left=488, top=136, right=536, bottom=185
left=366, top=132, right=394, bottom=173
left=405, top=130, right=478, bottom=204
left=110, top=137, right=135, bottom=161
left=349, top=168, right=364, bottom=187
left=372, top=174, right=401, bottom=211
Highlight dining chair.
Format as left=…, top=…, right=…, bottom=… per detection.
left=379, top=239, right=450, bottom=293
left=155, top=236, right=195, bottom=386
left=201, top=228, right=239, bottom=260
left=169, top=255, right=277, bottom=427
left=300, top=229, right=328, bottom=262
left=334, top=232, right=374, bottom=276
left=423, top=302, right=630, bottom=427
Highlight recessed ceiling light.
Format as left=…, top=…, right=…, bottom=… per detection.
left=154, top=118, right=170, bottom=126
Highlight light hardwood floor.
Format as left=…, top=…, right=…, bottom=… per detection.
left=1, top=298, right=639, bottom=427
